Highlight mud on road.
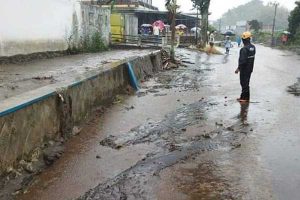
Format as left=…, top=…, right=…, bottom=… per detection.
left=287, top=77, right=300, bottom=96
left=14, top=46, right=300, bottom=200
left=76, top=50, right=253, bottom=200
left=79, top=105, right=249, bottom=200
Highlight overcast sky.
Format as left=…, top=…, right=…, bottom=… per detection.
left=152, top=0, right=297, bottom=20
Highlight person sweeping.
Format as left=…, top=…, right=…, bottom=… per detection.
left=235, top=32, right=256, bottom=102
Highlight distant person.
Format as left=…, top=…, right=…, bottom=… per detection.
left=281, top=34, right=288, bottom=45
left=147, top=27, right=152, bottom=35
left=236, top=36, right=242, bottom=47
left=209, top=31, right=215, bottom=42
left=224, top=36, right=232, bottom=54
left=235, top=31, right=256, bottom=103
left=209, top=31, right=215, bottom=48
left=153, top=25, right=160, bottom=44
left=176, top=28, right=184, bottom=47
left=140, top=27, right=146, bottom=35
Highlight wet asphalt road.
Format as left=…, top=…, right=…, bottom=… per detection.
left=16, top=45, right=300, bottom=200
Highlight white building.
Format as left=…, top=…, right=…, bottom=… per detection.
left=0, top=0, right=111, bottom=57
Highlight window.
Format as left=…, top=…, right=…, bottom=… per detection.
left=89, top=12, right=94, bottom=25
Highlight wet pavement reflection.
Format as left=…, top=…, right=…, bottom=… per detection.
left=238, top=102, right=249, bottom=125
left=14, top=45, right=300, bottom=200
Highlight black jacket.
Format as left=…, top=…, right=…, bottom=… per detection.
left=238, top=43, right=256, bottom=72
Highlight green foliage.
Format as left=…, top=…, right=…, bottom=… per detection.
left=208, top=25, right=216, bottom=33
left=68, top=32, right=108, bottom=54
left=252, top=31, right=272, bottom=44
left=218, top=0, right=290, bottom=30
left=249, top=19, right=261, bottom=32
left=191, top=0, right=211, bottom=46
left=290, top=29, right=300, bottom=45
left=165, top=0, right=171, bottom=7
left=288, top=1, right=300, bottom=44
left=191, top=0, right=210, bottom=13
left=251, top=31, right=286, bottom=46
left=88, top=31, right=108, bottom=53
left=165, top=0, right=179, bottom=13
left=100, top=0, right=116, bottom=10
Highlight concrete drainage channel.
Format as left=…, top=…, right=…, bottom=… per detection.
left=0, top=50, right=162, bottom=199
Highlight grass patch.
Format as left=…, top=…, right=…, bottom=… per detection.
left=68, top=32, right=108, bottom=54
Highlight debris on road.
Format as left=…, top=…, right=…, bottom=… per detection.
left=112, top=95, right=124, bottom=104
left=43, top=144, right=65, bottom=166
left=72, top=126, right=82, bottom=136
left=161, top=49, right=184, bottom=70
left=287, top=78, right=300, bottom=96
left=124, top=105, right=135, bottom=111
left=32, top=75, right=54, bottom=80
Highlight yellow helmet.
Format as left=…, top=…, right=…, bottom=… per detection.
left=241, top=31, right=252, bottom=39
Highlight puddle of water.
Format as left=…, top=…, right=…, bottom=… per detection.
left=157, top=146, right=274, bottom=200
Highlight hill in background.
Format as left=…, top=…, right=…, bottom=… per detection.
left=215, top=0, right=290, bottom=31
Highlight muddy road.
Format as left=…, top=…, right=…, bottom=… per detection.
left=15, top=45, right=300, bottom=200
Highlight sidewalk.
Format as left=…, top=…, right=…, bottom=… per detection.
left=0, top=49, right=156, bottom=101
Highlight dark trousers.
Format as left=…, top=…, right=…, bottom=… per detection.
left=240, top=69, right=252, bottom=100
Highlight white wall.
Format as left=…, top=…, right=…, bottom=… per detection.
left=0, top=0, right=110, bottom=57
left=0, top=0, right=79, bottom=41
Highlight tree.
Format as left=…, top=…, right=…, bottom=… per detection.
left=215, top=0, right=289, bottom=31
left=165, top=0, right=179, bottom=61
left=249, top=19, right=261, bottom=32
left=191, top=0, right=211, bottom=47
left=98, top=0, right=116, bottom=10
left=208, top=24, right=216, bottom=33
left=288, top=1, right=300, bottom=38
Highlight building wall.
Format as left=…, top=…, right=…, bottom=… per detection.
left=80, top=4, right=111, bottom=46
left=97, top=0, right=153, bottom=5
left=0, top=0, right=110, bottom=57
left=139, top=0, right=153, bottom=5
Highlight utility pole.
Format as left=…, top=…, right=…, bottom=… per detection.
left=270, top=1, right=279, bottom=47
left=195, top=7, right=199, bottom=45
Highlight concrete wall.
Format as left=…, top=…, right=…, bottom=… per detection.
left=0, top=51, right=162, bottom=174
left=78, top=4, right=111, bottom=46
left=0, top=0, right=110, bottom=57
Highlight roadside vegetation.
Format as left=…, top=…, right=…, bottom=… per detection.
left=191, top=0, right=211, bottom=47
left=234, top=1, right=300, bottom=54
left=68, top=32, right=108, bottom=54
left=212, top=0, right=299, bottom=51
left=287, top=1, right=300, bottom=47
left=218, top=0, right=289, bottom=31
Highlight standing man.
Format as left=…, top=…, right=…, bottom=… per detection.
left=209, top=31, right=215, bottom=43
left=224, top=36, right=232, bottom=54
left=236, top=36, right=242, bottom=47
left=235, top=32, right=256, bottom=102
left=209, top=31, right=215, bottom=48
left=153, top=25, right=160, bottom=45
